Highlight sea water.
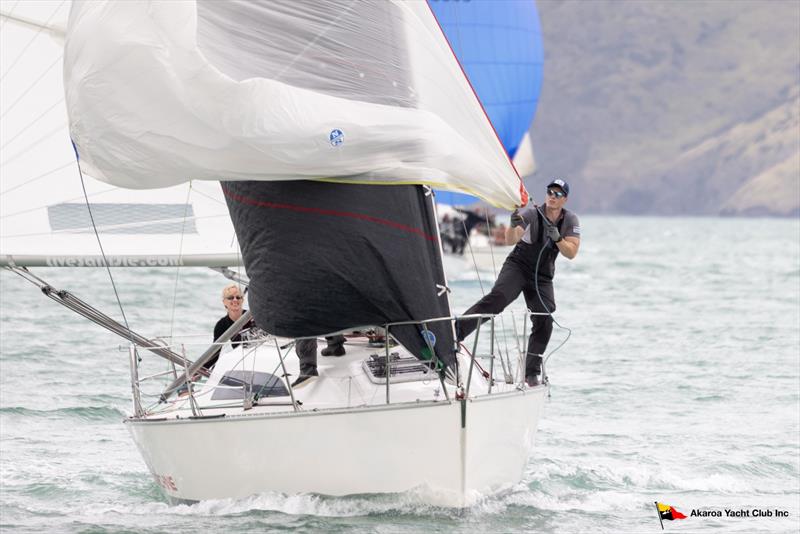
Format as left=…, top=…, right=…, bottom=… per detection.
left=1, top=216, right=798, bottom=533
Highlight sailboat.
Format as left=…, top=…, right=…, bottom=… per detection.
left=1, top=0, right=548, bottom=507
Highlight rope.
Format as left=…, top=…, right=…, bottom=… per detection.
left=531, top=209, right=572, bottom=370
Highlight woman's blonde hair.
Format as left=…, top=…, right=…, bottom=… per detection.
left=221, top=283, right=242, bottom=300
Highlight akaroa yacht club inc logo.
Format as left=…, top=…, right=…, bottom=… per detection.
left=654, top=501, right=791, bottom=529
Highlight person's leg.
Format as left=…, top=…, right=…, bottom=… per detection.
left=292, top=338, right=319, bottom=388
left=457, top=260, right=527, bottom=341
left=295, top=338, right=318, bottom=376
left=522, top=281, right=555, bottom=382
left=322, top=334, right=346, bottom=356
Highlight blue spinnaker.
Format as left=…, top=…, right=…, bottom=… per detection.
left=429, top=0, right=543, bottom=206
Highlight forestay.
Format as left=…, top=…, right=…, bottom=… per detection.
left=63, top=0, right=528, bottom=209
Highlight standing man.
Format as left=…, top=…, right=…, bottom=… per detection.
left=456, top=179, right=580, bottom=386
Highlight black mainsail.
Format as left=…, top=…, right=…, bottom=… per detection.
left=223, top=180, right=453, bottom=365
left=205, top=1, right=454, bottom=364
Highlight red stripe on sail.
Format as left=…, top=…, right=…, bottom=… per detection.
left=222, top=185, right=437, bottom=242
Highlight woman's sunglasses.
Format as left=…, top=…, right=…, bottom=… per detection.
left=225, top=295, right=243, bottom=301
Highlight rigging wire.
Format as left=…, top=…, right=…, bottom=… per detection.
left=189, top=184, right=228, bottom=205
left=445, top=5, right=517, bottom=378
left=73, top=145, right=133, bottom=335
left=460, top=218, right=485, bottom=295
left=0, top=0, right=66, bottom=84
left=0, top=186, right=116, bottom=220
left=0, top=160, right=72, bottom=196
left=167, top=181, right=193, bottom=342
left=0, top=121, right=66, bottom=167
left=0, top=98, right=64, bottom=151
left=483, top=210, right=516, bottom=376
left=0, top=53, right=62, bottom=121
left=0, top=0, right=22, bottom=32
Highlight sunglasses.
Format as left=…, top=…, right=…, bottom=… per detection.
left=225, top=295, right=243, bottom=301
left=546, top=188, right=566, bottom=199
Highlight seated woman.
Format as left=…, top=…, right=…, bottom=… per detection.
left=207, top=284, right=253, bottom=370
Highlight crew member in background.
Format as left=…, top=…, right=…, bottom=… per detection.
left=456, top=179, right=580, bottom=386
left=492, top=223, right=508, bottom=246
left=452, top=207, right=493, bottom=254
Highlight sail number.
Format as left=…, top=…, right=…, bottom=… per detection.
left=153, top=473, right=178, bottom=491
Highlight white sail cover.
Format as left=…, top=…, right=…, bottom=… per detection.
left=0, top=3, right=239, bottom=267
left=63, top=0, right=528, bottom=209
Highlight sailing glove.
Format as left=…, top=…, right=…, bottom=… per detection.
left=545, top=225, right=562, bottom=243
left=510, top=210, right=524, bottom=228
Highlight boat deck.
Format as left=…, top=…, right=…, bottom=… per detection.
left=144, top=334, right=517, bottom=420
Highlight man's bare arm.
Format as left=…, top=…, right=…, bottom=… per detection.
left=505, top=226, right=524, bottom=245
left=556, top=236, right=580, bottom=259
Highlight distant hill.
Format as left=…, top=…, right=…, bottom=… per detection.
left=526, top=0, right=800, bottom=217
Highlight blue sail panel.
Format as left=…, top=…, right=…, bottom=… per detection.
left=429, top=0, right=543, bottom=205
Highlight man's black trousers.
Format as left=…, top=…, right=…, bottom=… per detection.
left=456, top=256, right=554, bottom=376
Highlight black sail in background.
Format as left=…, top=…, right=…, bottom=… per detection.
left=223, top=181, right=454, bottom=366
left=198, top=0, right=455, bottom=365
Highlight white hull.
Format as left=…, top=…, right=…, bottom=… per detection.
left=126, top=388, right=546, bottom=506
left=125, top=335, right=547, bottom=507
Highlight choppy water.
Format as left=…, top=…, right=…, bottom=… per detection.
left=1, top=216, right=799, bottom=533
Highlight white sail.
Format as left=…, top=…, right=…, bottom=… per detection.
left=0, top=3, right=239, bottom=267
left=513, top=131, right=537, bottom=177
left=63, top=0, right=527, bottom=209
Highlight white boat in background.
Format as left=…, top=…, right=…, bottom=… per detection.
left=1, top=0, right=548, bottom=507
left=440, top=227, right=512, bottom=280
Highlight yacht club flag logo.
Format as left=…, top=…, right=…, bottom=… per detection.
left=655, top=501, right=687, bottom=529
